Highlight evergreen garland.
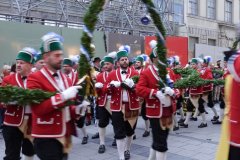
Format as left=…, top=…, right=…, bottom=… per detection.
left=174, top=68, right=225, bottom=89
left=0, top=86, right=55, bottom=106
left=78, top=0, right=105, bottom=98
left=141, top=0, right=167, bottom=89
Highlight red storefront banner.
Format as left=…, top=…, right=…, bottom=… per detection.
left=144, top=36, right=188, bottom=65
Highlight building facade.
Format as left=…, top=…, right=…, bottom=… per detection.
left=175, top=0, right=239, bottom=59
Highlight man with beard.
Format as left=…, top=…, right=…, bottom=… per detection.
left=1, top=47, right=36, bottom=160
left=134, top=56, right=150, bottom=137
left=136, top=47, right=176, bottom=160
left=27, top=33, right=82, bottom=160
left=62, top=58, right=89, bottom=145
left=95, top=56, right=115, bottom=153
left=106, top=50, right=139, bottom=160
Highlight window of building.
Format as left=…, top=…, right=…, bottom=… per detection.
left=189, top=36, right=199, bottom=57
left=174, top=0, right=184, bottom=24
left=225, top=0, right=232, bottom=23
left=208, top=39, right=216, bottom=46
left=207, top=0, right=216, bottom=19
left=189, top=0, right=198, bottom=16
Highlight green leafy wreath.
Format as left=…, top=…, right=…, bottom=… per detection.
left=79, top=0, right=168, bottom=92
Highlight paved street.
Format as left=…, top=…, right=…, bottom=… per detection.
left=0, top=106, right=221, bottom=160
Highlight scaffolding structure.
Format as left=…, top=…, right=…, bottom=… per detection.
left=0, top=0, right=179, bottom=36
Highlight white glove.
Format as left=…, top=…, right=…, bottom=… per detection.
left=95, top=82, right=103, bottom=88
left=156, top=91, right=165, bottom=101
left=161, top=96, right=172, bottom=107
left=156, top=91, right=172, bottom=107
left=76, top=100, right=90, bottom=115
left=123, top=78, right=135, bottom=88
left=61, top=86, right=82, bottom=101
left=164, top=87, right=175, bottom=96
left=110, top=81, right=121, bottom=87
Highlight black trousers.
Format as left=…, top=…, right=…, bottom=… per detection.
left=149, top=118, right=169, bottom=152
left=176, top=95, right=183, bottom=110
left=3, top=125, right=23, bottom=160
left=76, top=115, right=86, bottom=128
left=34, top=138, right=63, bottom=160
left=141, top=101, right=148, bottom=121
left=2, top=125, right=35, bottom=160
left=219, top=93, right=225, bottom=109
left=229, top=145, right=240, bottom=160
left=112, top=111, right=135, bottom=139
left=98, top=107, right=111, bottom=128
left=198, top=97, right=206, bottom=114
left=206, top=92, right=214, bottom=108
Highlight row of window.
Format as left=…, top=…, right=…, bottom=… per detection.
left=189, top=0, right=233, bottom=23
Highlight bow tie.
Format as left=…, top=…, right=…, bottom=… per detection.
left=21, top=76, right=27, bottom=80
left=121, top=70, right=127, bottom=74
left=52, top=73, right=58, bottom=77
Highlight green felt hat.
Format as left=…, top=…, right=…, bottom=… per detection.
left=63, top=58, right=73, bottom=67
left=104, top=56, right=114, bottom=64
left=191, top=58, right=198, bottom=64
left=117, top=50, right=128, bottom=60
left=16, top=47, right=36, bottom=64
left=40, top=32, right=63, bottom=54
left=135, top=56, right=144, bottom=63
left=100, top=60, right=105, bottom=68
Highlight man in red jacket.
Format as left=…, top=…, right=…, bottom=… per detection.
left=62, top=58, right=89, bottom=145
left=106, top=50, right=139, bottom=160
left=222, top=50, right=240, bottom=160
left=179, top=58, right=204, bottom=128
left=27, top=33, right=82, bottom=160
left=1, top=47, right=36, bottom=160
left=95, top=56, right=114, bottom=153
left=200, top=56, right=219, bottom=126
left=134, top=55, right=150, bottom=137
left=136, top=48, right=176, bottom=160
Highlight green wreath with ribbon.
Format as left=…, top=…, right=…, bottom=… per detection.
left=0, top=0, right=168, bottom=105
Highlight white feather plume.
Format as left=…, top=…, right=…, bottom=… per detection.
left=149, top=40, right=157, bottom=49
left=173, top=56, right=180, bottom=63
left=107, top=51, right=117, bottom=59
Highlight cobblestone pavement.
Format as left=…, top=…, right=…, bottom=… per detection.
left=0, top=106, right=221, bottom=160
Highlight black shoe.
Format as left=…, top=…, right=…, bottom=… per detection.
left=98, top=145, right=106, bottom=154
left=142, top=131, right=150, bottom=137
left=178, top=119, right=185, bottom=124
left=81, top=135, right=88, bottom=144
left=133, top=135, right=136, bottom=140
left=173, top=126, right=179, bottom=131
left=124, top=150, right=130, bottom=160
left=92, top=132, right=99, bottom=139
left=211, top=116, right=219, bottom=121
left=190, top=117, right=198, bottom=121
left=198, top=123, right=207, bottom=128
left=212, top=120, right=222, bottom=125
left=112, top=139, right=116, bottom=146
left=179, top=123, right=188, bottom=128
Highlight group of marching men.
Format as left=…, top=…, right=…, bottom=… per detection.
left=0, top=31, right=239, bottom=160
left=168, top=56, right=229, bottom=131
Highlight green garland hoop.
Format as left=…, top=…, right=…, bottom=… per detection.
left=79, top=0, right=167, bottom=92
